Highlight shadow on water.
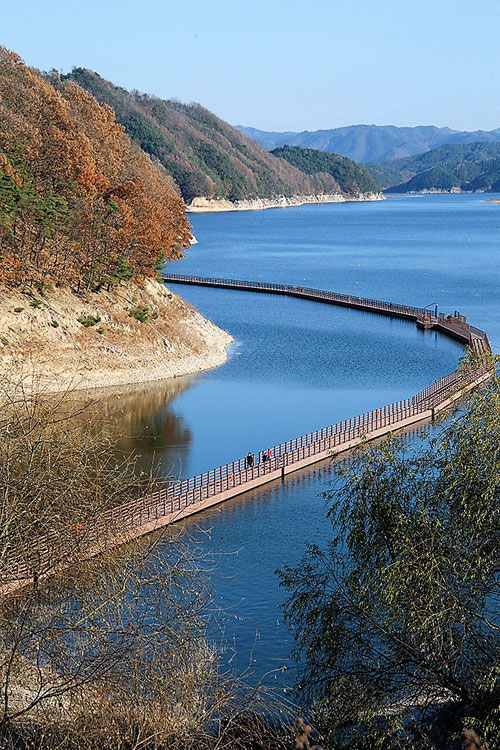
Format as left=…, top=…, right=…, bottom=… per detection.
left=65, top=375, right=197, bottom=479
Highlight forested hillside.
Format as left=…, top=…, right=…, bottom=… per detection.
left=368, top=142, right=500, bottom=192
left=390, top=161, right=500, bottom=193
left=64, top=69, right=379, bottom=203
left=271, top=145, right=380, bottom=195
left=0, top=49, right=191, bottom=290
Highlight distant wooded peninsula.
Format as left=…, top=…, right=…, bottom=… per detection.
left=367, top=142, right=500, bottom=193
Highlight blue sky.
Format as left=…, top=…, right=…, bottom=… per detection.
left=3, top=0, right=500, bottom=132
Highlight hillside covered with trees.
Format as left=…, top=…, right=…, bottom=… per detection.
left=366, top=142, right=500, bottom=192
left=390, top=160, right=500, bottom=193
left=0, top=48, right=191, bottom=290
left=271, top=145, right=381, bottom=195
left=64, top=69, right=380, bottom=203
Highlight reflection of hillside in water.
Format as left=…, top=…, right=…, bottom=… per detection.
left=69, top=375, right=195, bottom=478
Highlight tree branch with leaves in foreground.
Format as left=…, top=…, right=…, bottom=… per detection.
left=279, top=375, right=499, bottom=750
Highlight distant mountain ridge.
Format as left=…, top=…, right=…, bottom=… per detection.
left=64, top=69, right=380, bottom=205
left=237, top=124, right=500, bottom=163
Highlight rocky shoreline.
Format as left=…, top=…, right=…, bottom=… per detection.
left=186, top=192, right=384, bottom=212
left=0, top=279, right=233, bottom=394
left=387, top=188, right=495, bottom=196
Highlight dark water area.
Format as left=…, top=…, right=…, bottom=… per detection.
left=96, top=194, right=499, bottom=693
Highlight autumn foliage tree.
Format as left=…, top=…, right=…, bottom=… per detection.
left=0, top=48, right=191, bottom=290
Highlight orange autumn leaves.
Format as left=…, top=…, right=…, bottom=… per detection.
left=0, top=48, right=192, bottom=290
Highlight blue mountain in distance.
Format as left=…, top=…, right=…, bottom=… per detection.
left=236, top=124, right=500, bottom=164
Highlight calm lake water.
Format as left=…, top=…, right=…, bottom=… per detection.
left=101, top=194, right=499, bottom=691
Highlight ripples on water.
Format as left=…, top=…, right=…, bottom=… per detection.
left=94, top=194, right=499, bottom=689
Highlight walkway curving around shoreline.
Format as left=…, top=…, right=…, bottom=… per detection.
left=2, top=276, right=494, bottom=592
left=160, top=273, right=487, bottom=346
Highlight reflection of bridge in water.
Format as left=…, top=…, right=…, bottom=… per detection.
left=3, top=275, right=494, bottom=591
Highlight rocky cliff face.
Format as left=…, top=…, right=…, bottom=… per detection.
left=186, top=192, right=383, bottom=212
left=0, top=279, right=232, bottom=393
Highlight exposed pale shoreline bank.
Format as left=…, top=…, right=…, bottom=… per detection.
left=387, top=190, right=499, bottom=197
left=186, top=192, right=384, bottom=213
left=0, top=279, right=233, bottom=395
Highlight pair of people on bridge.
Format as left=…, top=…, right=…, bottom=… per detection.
left=245, top=448, right=273, bottom=469
left=260, top=448, right=273, bottom=463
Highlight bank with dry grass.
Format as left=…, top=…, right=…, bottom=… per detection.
left=0, top=278, right=233, bottom=393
